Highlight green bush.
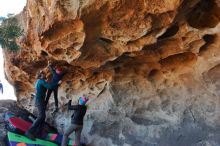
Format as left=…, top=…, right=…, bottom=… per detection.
left=0, top=17, right=23, bottom=51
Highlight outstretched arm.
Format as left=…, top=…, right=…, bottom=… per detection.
left=39, top=79, right=56, bottom=89
left=49, top=65, right=56, bottom=75
left=48, top=61, right=56, bottom=75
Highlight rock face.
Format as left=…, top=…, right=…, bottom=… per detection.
left=2, top=0, right=220, bottom=145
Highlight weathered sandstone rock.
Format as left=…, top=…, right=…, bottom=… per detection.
left=2, top=0, right=220, bottom=145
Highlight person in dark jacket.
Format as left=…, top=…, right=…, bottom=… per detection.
left=0, top=80, right=3, bottom=94
left=25, top=71, right=60, bottom=140
left=61, top=96, right=89, bottom=146
left=45, top=61, right=66, bottom=112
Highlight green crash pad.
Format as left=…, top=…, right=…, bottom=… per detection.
left=7, top=131, right=58, bottom=146
left=47, top=133, right=74, bottom=145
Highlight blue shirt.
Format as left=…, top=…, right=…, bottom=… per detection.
left=35, top=79, right=56, bottom=105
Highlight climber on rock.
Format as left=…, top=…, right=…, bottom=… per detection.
left=45, top=61, right=67, bottom=113
left=0, top=80, right=3, bottom=94
left=61, top=96, right=89, bottom=146
left=25, top=70, right=61, bottom=140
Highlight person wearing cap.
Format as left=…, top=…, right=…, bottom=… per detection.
left=61, top=96, right=89, bottom=146
left=25, top=71, right=61, bottom=140
left=45, top=61, right=66, bottom=112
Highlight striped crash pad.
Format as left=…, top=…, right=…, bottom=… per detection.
left=7, top=131, right=58, bottom=146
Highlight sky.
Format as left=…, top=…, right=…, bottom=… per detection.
left=0, top=0, right=27, bottom=17
left=0, top=48, right=16, bottom=100
left=0, top=0, right=26, bottom=100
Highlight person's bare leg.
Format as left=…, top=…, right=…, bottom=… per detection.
left=61, top=124, right=76, bottom=146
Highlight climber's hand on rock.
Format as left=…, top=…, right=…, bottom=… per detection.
left=48, top=60, right=52, bottom=66
left=58, top=80, right=62, bottom=85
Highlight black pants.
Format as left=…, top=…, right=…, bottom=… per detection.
left=28, top=104, right=46, bottom=135
left=45, top=87, right=58, bottom=108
